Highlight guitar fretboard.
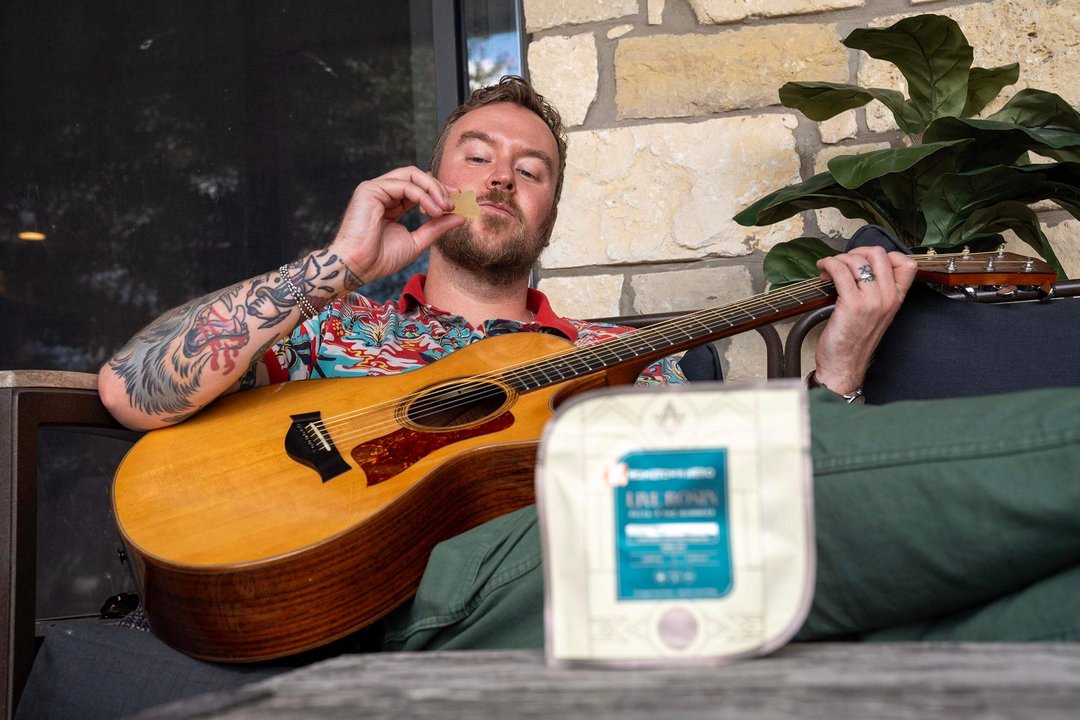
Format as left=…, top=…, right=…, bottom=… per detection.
left=503, top=278, right=838, bottom=392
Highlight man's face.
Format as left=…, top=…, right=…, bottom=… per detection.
left=434, top=103, right=560, bottom=285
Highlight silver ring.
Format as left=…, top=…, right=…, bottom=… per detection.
left=857, top=265, right=875, bottom=283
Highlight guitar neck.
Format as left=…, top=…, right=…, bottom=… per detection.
left=504, top=249, right=1057, bottom=392
left=506, top=278, right=838, bottom=392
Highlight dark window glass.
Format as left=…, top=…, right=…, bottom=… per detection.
left=36, top=429, right=139, bottom=622
left=2, top=0, right=525, bottom=627
left=0, top=0, right=448, bottom=371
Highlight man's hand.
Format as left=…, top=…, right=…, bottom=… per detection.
left=327, top=166, right=467, bottom=284
left=812, top=246, right=918, bottom=395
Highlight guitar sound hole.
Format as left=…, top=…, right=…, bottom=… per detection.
left=407, top=380, right=509, bottom=429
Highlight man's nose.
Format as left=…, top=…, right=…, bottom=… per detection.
left=488, top=164, right=514, bottom=190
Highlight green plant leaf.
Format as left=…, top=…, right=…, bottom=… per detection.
left=763, top=237, right=838, bottom=287
left=924, top=116, right=1080, bottom=168
left=825, top=141, right=973, bottom=244
left=951, top=201, right=1065, bottom=278
left=961, top=63, right=1019, bottom=117
left=922, top=167, right=1026, bottom=245
left=1008, top=165, right=1080, bottom=235
left=733, top=171, right=899, bottom=236
left=779, top=81, right=909, bottom=124
left=844, top=14, right=973, bottom=133
left=922, top=163, right=1080, bottom=246
left=987, top=88, right=1080, bottom=131
left=827, top=140, right=971, bottom=189
left=889, top=145, right=979, bottom=240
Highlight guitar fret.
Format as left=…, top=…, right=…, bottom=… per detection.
left=589, top=345, right=621, bottom=362
left=536, top=365, right=562, bottom=384
left=548, top=363, right=574, bottom=380
left=727, top=306, right=758, bottom=322
left=514, top=372, right=542, bottom=391
left=564, top=355, right=594, bottom=374
left=686, top=316, right=721, bottom=334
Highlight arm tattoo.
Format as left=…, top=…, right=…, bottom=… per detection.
left=110, top=252, right=364, bottom=423
left=238, top=336, right=285, bottom=391
left=108, top=287, right=245, bottom=422
left=284, top=249, right=366, bottom=312
left=109, top=272, right=299, bottom=422
left=248, top=276, right=296, bottom=329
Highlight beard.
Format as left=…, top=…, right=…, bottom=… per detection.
left=435, top=189, right=552, bottom=287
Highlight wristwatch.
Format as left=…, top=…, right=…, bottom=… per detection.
left=805, top=370, right=865, bottom=404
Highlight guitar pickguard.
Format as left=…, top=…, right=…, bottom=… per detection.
left=352, top=411, right=516, bottom=485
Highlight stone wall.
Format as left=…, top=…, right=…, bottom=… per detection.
left=524, top=0, right=1080, bottom=380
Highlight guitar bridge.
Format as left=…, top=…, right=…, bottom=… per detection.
left=284, top=411, right=350, bottom=483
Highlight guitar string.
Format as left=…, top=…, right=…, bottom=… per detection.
left=305, top=253, right=1045, bottom=445
left=303, top=254, right=1046, bottom=445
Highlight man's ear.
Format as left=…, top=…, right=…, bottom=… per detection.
left=541, top=207, right=558, bottom=247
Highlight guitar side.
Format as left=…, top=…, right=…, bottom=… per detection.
left=112, top=331, right=597, bottom=662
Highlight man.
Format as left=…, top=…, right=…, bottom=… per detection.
left=18, top=77, right=1080, bottom=719
left=97, top=76, right=911, bottom=431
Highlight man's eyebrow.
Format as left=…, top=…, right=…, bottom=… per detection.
left=457, top=129, right=554, bottom=173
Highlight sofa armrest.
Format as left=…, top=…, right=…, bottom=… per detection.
left=0, top=370, right=132, bottom=718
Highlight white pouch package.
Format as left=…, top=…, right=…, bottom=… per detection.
left=536, top=381, right=814, bottom=667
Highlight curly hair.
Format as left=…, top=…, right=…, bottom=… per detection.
left=429, top=75, right=568, bottom=207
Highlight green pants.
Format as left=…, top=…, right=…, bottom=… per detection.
left=382, top=388, right=1080, bottom=650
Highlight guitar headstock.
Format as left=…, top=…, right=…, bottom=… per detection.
left=914, top=249, right=1056, bottom=292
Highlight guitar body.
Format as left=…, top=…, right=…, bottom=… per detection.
left=113, top=331, right=612, bottom=662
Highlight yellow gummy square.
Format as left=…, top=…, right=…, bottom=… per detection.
left=450, top=190, right=480, bottom=218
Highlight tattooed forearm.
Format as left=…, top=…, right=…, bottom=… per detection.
left=108, top=285, right=250, bottom=419
left=238, top=336, right=284, bottom=391
left=247, top=274, right=296, bottom=330
left=284, top=249, right=366, bottom=312
left=106, top=250, right=368, bottom=425
left=340, top=262, right=365, bottom=292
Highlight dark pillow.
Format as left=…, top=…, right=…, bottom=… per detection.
left=838, top=224, right=1080, bottom=403
left=679, top=342, right=723, bottom=382
left=864, top=283, right=1080, bottom=404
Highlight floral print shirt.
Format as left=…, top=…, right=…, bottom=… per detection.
left=257, top=274, right=685, bottom=386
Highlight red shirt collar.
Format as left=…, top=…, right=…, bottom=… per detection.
left=398, top=274, right=579, bottom=342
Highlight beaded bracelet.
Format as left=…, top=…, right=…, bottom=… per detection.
left=278, top=265, right=319, bottom=321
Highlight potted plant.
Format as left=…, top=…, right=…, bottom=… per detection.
left=734, top=13, right=1080, bottom=285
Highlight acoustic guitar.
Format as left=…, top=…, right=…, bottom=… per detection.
left=111, top=250, right=1054, bottom=662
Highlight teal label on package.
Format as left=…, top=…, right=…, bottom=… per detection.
left=614, top=448, right=732, bottom=601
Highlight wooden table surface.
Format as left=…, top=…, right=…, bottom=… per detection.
left=137, top=643, right=1080, bottom=719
